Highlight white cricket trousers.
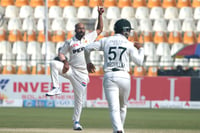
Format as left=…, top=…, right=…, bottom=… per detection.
left=103, top=71, right=131, bottom=133
left=50, top=60, right=88, bottom=122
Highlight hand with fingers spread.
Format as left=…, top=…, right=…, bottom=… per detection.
left=87, top=63, right=96, bottom=73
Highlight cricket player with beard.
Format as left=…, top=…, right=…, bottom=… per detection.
left=85, top=19, right=144, bottom=133
left=46, top=7, right=104, bottom=131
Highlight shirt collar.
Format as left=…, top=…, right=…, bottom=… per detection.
left=114, top=33, right=127, bottom=39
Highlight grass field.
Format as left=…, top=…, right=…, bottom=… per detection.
left=0, top=108, right=200, bottom=133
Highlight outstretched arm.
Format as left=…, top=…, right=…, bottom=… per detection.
left=85, top=40, right=102, bottom=73
left=96, top=6, right=104, bottom=35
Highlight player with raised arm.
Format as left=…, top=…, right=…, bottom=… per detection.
left=46, top=7, right=104, bottom=131
left=85, top=19, right=144, bottom=133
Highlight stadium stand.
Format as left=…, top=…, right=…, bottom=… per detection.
left=1, top=0, right=14, bottom=7
left=132, top=0, right=146, bottom=8
left=89, top=0, right=103, bottom=8
left=118, top=0, right=131, bottom=8
left=29, top=0, right=44, bottom=7
left=15, top=0, right=29, bottom=7
left=147, top=0, right=161, bottom=8
left=59, top=0, right=73, bottom=7
left=162, top=0, right=176, bottom=8
left=0, top=0, right=199, bottom=75
left=74, top=0, right=88, bottom=7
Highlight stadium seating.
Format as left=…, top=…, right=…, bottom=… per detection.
left=89, top=0, right=103, bottom=8
left=27, top=41, right=41, bottom=57
left=170, top=43, right=185, bottom=56
left=167, top=19, right=182, bottom=32
left=29, top=0, right=44, bottom=7
left=159, top=56, right=174, bottom=69
left=192, top=0, right=200, bottom=8
left=183, top=31, right=197, bottom=45
left=23, top=30, right=37, bottom=42
left=145, top=55, right=159, bottom=67
left=178, top=7, right=193, bottom=20
left=194, top=7, right=200, bottom=20
left=22, top=17, right=36, bottom=31
left=143, top=42, right=156, bottom=57
left=177, top=0, right=191, bottom=8
left=5, top=5, right=19, bottom=18
left=174, top=58, right=189, bottom=69
left=19, top=5, right=34, bottom=19
left=128, top=31, right=139, bottom=42
left=59, top=0, right=73, bottom=7
left=153, top=31, right=168, bottom=44
left=182, top=19, right=196, bottom=32
left=147, top=0, right=161, bottom=8
left=162, top=0, right=176, bottom=8
left=8, top=30, right=23, bottom=42
left=16, top=53, right=31, bottom=74
left=15, top=0, right=29, bottom=7
left=37, top=30, right=52, bottom=42
left=132, top=0, right=146, bottom=8
left=118, top=0, right=131, bottom=8
left=135, top=7, right=149, bottom=19
left=52, top=30, right=66, bottom=43
left=189, top=58, right=200, bottom=70
left=74, top=0, right=88, bottom=7
left=149, top=7, right=164, bottom=20
left=1, top=53, right=16, bottom=74
left=62, top=6, right=77, bottom=19
left=12, top=41, right=27, bottom=56
left=48, top=0, right=58, bottom=7
left=121, top=6, right=135, bottom=19
left=152, top=19, right=167, bottom=32
left=0, top=41, right=12, bottom=55
left=133, top=66, right=146, bottom=76
left=7, top=18, right=22, bottom=31
left=1, top=0, right=200, bottom=75
left=103, top=0, right=117, bottom=7
left=139, top=31, right=153, bottom=43
left=156, top=42, right=171, bottom=57
left=77, top=6, right=91, bottom=19
left=147, top=66, right=158, bottom=76
left=1, top=0, right=14, bottom=7
left=164, top=7, right=178, bottom=20
left=106, top=6, right=120, bottom=19
left=49, top=6, right=62, bottom=19
left=0, top=29, right=7, bottom=41
left=139, top=19, right=152, bottom=32
left=34, top=6, right=45, bottom=19
left=168, top=31, right=183, bottom=44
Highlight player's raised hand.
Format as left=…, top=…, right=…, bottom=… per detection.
left=87, top=63, right=96, bottom=73
left=98, top=6, right=104, bottom=15
left=62, top=60, right=69, bottom=73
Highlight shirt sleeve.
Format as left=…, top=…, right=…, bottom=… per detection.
left=84, top=40, right=103, bottom=64
left=129, top=46, right=144, bottom=66
left=60, top=40, right=70, bottom=55
left=84, top=31, right=98, bottom=43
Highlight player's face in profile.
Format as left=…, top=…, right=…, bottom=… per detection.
left=75, top=23, right=86, bottom=39
left=122, top=27, right=131, bottom=39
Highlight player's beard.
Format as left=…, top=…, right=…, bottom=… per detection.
left=77, top=32, right=85, bottom=39
left=123, top=32, right=130, bottom=39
